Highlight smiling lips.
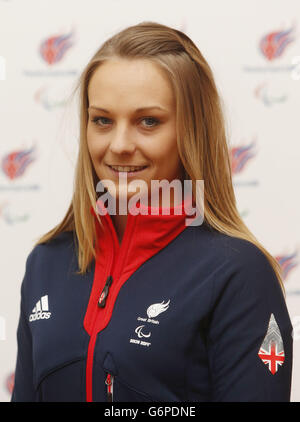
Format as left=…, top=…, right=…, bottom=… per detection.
left=106, top=164, right=148, bottom=177
left=109, top=165, right=147, bottom=172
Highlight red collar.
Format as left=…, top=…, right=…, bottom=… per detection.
left=90, top=193, right=195, bottom=258
left=85, top=193, right=195, bottom=334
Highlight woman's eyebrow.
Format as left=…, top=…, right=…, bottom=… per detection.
left=88, top=105, right=168, bottom=113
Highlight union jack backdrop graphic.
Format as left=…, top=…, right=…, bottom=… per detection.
left=258, top=313, right=285, bottom=375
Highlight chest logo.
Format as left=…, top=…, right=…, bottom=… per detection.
left=29, top=295, right=51, bottom=322
left=135, top=325, right=151, bottom=339
left=146, top=300, right=170, bottom=318
left=129, top=299, right=171, bottom=348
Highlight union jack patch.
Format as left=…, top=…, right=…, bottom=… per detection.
left=258, top=313, right=285, bottom=375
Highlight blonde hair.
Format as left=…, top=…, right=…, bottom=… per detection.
left=35, top=21, right=284, bottom=293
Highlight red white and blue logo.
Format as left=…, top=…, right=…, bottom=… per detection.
left=230, top=141, right=257, bottom=175
left=275, top=251, right=298, bottom=281
left=39, top=30, right=75, bottom=65
left=1, top=146, right=36, bottom=180
left=258, top=313, right=285, bottom=375
left=260, top=26, right=296, bottom=61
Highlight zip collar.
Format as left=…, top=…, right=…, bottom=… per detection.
left=85, top=192, right=195, bottom=335
left=84, top=192, right=195, bottom=401
left=91, top=192, right=195, bottom=252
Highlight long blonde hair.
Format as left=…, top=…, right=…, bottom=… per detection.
left=35, top=21, right=284, bottom=293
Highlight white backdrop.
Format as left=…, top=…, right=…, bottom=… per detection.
left=0, top=0, right=299, bottom=402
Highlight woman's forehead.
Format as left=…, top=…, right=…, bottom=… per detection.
left=87, top=59, right=175, bottom=111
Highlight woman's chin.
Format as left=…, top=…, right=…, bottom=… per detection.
left=106, top=190, right=148, bottom=207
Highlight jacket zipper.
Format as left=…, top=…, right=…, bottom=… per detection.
left=98, top=275, right=113, bottom=308
left=105, top=373, right=114, bottom=402
left=85, top=213, right=137, bottom=402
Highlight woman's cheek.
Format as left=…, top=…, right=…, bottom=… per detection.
left=87, top=134, right=103, bottom=158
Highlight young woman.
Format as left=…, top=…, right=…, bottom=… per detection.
left=11, top=21, right=293, bottom=402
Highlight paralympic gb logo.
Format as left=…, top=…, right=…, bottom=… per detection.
left=130, top=300, right=171, bottom=348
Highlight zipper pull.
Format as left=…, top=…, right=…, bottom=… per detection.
left=105, top=373, right=114, bottom=402
left=98, top=275, right=113, bottom=308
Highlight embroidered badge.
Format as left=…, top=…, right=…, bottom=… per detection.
left=258, top=313, right=285, bottom=375
left=146, top=300, right=170, bottom=318
left=129, top=299, right=171, bottom=348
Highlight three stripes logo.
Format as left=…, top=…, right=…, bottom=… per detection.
left=29, top=295, right=51, bottom=322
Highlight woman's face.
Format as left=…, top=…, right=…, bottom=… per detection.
left=86, top=58, right=184, bottom=207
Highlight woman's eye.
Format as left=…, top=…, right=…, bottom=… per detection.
left=141, top=117, right=160, bottom=128
left=91, top=117, right=111, bottom=127
left=90, top=116, right=160, bottom=129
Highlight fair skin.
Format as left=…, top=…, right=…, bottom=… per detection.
left=87, top=58, right=184, bottom=243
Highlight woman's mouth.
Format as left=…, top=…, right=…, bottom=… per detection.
left=106, top=164, right=148, bottom=177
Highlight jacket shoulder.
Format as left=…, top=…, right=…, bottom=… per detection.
left=190, top=223, right=282, bottom=296
left=30, top=230, right=76, bottom=260
left=193, top=223, right=274, bottom=267
left=21, top=231, right=77, bottom=295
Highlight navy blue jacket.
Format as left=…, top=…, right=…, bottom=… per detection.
left=11, top=197, right=293, bottom=402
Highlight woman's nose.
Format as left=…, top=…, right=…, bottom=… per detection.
left=108, top=125, right=136, bottom=155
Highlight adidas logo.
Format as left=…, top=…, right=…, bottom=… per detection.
left=29, top=295, right=51, bottom=322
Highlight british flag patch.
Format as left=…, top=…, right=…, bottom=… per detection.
left=258, top=313, right=285, bottom=375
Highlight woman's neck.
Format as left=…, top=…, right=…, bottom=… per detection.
left=109, top=189, right=185, bottom=245
left=110, top=214, right=128, bottom=245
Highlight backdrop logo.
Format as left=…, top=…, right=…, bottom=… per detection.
left=275, top=251, right=298, bottom=281
left=260, top=26, right=295, bottom=61
left=254, top=81, right=288, bottom=106
left=230, top=141, right=256, bottom=175
left=23, top=28, right=77, bottom=78
left=34, top=84, right=68, bottom=110
left=0, top=201, right=30, bottom=225
left=6, top=372, right=14, bottom=394
left=39, top=30, right=75, bottom=65
left=230, top=140, right=258, bottom=187
left=1, top=146, right=36, bottom=180
left=243, top=22, right=298, bottom=73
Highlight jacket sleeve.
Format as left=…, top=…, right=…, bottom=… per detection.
left=207, top=243, right=293, bottom=402
left=11, top=252, right=36, bottom=402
